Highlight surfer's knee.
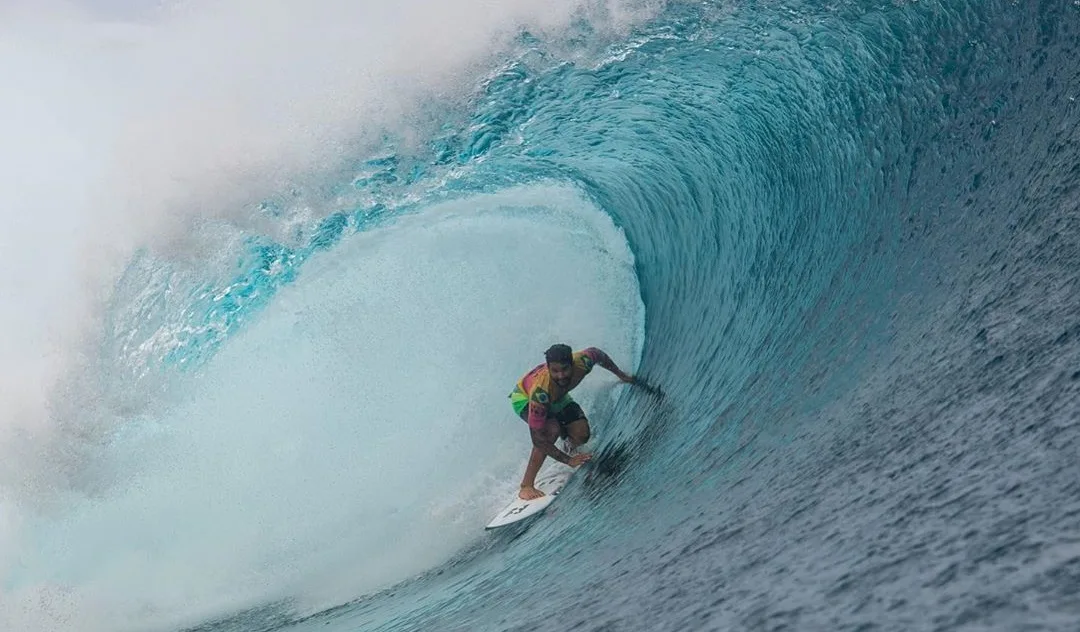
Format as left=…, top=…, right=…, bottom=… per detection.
left=566, top=419, right=590, bottom=444
left=530, top=420, right=561, bottom=444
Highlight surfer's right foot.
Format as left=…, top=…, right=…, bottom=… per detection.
left=518, top=485, right=545, bottom=500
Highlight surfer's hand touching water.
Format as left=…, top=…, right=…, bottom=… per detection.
left=620, top=372, right=667, bottom=399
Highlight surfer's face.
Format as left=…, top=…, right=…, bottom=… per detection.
left=548, top=361, right=573, bottom=387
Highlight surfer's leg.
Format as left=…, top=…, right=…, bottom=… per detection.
left=562, top=418, right=590, bottom=449
left=519, top=419, right=561, bottom=500
left=555, top=402, right=590, bottom=450
left=519, top=446, right=548, bottom=500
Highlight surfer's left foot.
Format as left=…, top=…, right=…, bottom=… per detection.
left=519, top=485, right=545, bottom=500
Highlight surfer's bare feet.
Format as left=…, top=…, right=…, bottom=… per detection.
left=519, top=485, right=545, bottom=500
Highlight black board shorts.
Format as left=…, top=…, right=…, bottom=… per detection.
left=517, top=401, right=586, bottom=426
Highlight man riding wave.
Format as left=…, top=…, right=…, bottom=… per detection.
left=509, top=343, right=638, bottom=500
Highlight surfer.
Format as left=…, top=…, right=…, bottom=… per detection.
left=509, top=344, right=636, bottom=500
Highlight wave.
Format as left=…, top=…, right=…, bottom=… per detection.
left=3, top=1, right=1079, bottom=630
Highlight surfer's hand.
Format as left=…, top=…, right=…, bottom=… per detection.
left=635, top=377, right=665, bottom=398
left=568, top=453, right=592, bottom=468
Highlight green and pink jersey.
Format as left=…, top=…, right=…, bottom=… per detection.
left=509, top=347, right=616, bottom=429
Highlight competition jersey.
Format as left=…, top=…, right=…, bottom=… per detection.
left=514, top=347, right=614, bottom=429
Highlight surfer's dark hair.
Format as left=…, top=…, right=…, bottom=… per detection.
left=544, top=343, right=574, bottom=365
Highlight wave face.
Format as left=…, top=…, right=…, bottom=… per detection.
left=4, top=1, right=1080, bottom=631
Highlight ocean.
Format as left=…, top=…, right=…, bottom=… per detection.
left=1, top=1, right=1078, bottom=631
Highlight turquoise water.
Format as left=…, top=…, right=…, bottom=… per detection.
left=5, top=1, right=1080, bottom=630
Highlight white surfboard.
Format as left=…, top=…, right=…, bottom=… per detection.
left=485, top=468, right=576, bottom=530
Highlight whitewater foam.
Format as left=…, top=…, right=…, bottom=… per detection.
left=0, top=183, right=643, bottom=632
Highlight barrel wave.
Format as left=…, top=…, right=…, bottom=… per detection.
left=3, top=1, right=1078, bottom=631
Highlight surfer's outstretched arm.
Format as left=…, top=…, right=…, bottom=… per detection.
left=584, top=347, right=665, bottom=396
left=583, top=347, right=635, bottom=383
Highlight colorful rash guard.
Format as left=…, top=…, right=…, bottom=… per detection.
left=509, top=347, right=616, bottom=429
